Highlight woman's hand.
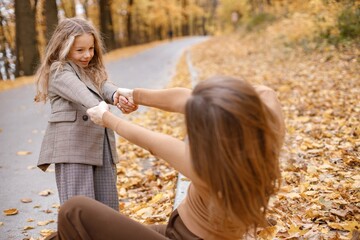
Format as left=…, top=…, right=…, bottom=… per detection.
left=113, top=88, right=138, bottom=114
left=86, top=101, right=110, bottom=126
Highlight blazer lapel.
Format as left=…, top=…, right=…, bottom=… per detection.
left=67, top=61, right=102, bottom=99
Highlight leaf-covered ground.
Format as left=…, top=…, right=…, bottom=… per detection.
left=116, top=9, right=359, bottom=240
left=186, top=20, right=359, bottom=240
left=115, top=53, right=191, bottom=224
left=2, top=13, right=359, bottom=239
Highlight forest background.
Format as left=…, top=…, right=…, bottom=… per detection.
left=0, top=0, right=359, bottom=239
left=0, top=0, right=359, bottom=80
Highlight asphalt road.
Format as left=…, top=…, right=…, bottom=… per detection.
left=0, top=36, right=208, bottom=240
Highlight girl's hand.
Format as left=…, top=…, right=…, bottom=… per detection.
left=117, top=96, right=138, bottom=114
left=113, top=88, right=138, bottom=114
left=86, top=101, right=109, bottom=126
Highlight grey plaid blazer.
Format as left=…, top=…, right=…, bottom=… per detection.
left=37, top=61, right=118, bottom=171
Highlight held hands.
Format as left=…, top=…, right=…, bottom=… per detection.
left=86, top=101, right=109, bottom=126
left=113, top=88, right=138, bottom=114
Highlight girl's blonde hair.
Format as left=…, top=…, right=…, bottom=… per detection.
left=34, top=18, right=107, bottom=102
left=185, top=76, right=283, bottom=236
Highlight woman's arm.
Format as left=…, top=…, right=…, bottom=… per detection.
left=133, top=88, right=191, bottom=113
left=115, top=87, right=192, bottom=114
left=98, top=108, right=195, bottom=180
left=86, top=102, right=195, bottom=180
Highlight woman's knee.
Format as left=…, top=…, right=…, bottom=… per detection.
left=59, top=196, right=94, bottom=221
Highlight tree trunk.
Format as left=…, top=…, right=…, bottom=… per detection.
left=201, top=16, right=207, bottom=35
left=15, top=0, right=40, bottom=76
left=44, top=0, right=59, bottom=44
left=181, top=0, right=189, bottom=36
left=100, top=0, right=116, bottom=51
left=250, top=0, right=266, bottom=14
left=82, top=0, right=89, bottom=18
left=127, top=0, right=134, bottom=45
left=0, top=15, right=9, bottom=80
left=61, top=0, right=76, bottom=18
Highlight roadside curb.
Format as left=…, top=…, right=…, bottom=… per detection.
left=173, top=49, right=199, bottom=209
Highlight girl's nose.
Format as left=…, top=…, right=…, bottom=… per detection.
left=84, top=50, right=91, bottom=58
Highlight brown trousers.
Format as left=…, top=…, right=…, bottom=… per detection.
left=46, top=196, right=202, bottom=240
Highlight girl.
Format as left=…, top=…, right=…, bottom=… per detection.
left=34, top=18, right=134, bottom=210
left=51, top=76, right=285, bottom=239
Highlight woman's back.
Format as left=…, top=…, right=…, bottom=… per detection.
left=178, top=78, right=285, bottom=239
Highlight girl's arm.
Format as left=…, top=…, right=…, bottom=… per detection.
left=102, top=81, right=118, bottom=104
left=49, top=68, right=100, bottom=108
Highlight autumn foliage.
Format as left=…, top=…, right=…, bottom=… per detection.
left=1, top=0, right=359, bottom=239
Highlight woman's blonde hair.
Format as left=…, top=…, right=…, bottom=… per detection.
left=185, top=76, right=283, bottom=235
left=34, top=18, right=107, bottom=102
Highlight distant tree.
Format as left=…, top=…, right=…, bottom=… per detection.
left=61, top=0, right=76, bottom=18
left=181, top=0, right=190, bottom=36
left=80, top=0, right=90, bottom=18
left=200, top=0, right=218, bottom=35
left=44, top=0, right=58, bottom=43
left=15, top=0, right=40, bottom=76
left=249, top=0, right=272, bottom=14
left=100, top=0, right=116, bottom=51
left=127, top=0, right=134, bottom=45
left=0, top=14, right=10, bottom=80
left=0, top=0, right=15, bottom=80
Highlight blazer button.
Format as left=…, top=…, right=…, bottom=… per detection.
left=82, top=115, right=89, bottom=121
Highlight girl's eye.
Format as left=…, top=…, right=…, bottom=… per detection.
left=76, top=49, right=83, bottom=52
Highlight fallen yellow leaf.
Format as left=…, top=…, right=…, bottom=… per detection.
left=23, top=226, right=34, bottom=230
left=3, top=208, right=18, bottom=216
left=16, top=151, right=32, bottom=156
left=40, top=229, right=56, bottom=237
left=37, top=220, right=55, bottom=226
left=258, top=226, right=278, bottom=239
left=149, top=193, right=163, bottom=204
left=39, top=189, right=53, bottom=196
left=21, top=198, right=32, bottom=203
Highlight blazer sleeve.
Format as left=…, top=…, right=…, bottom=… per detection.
left=49, top=68, right=100, bottom=108
left=102, top=81, right=118, bottom=104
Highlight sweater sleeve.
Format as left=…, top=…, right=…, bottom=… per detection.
left=102, top=111, right=198, bottom=181
left=133, top=87, right=191, bottom=113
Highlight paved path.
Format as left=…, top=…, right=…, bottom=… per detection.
left=0, top=36, right=208, bottom=240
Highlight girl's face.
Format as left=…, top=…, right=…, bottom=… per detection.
left=68, top=33, right=94, bottom=68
